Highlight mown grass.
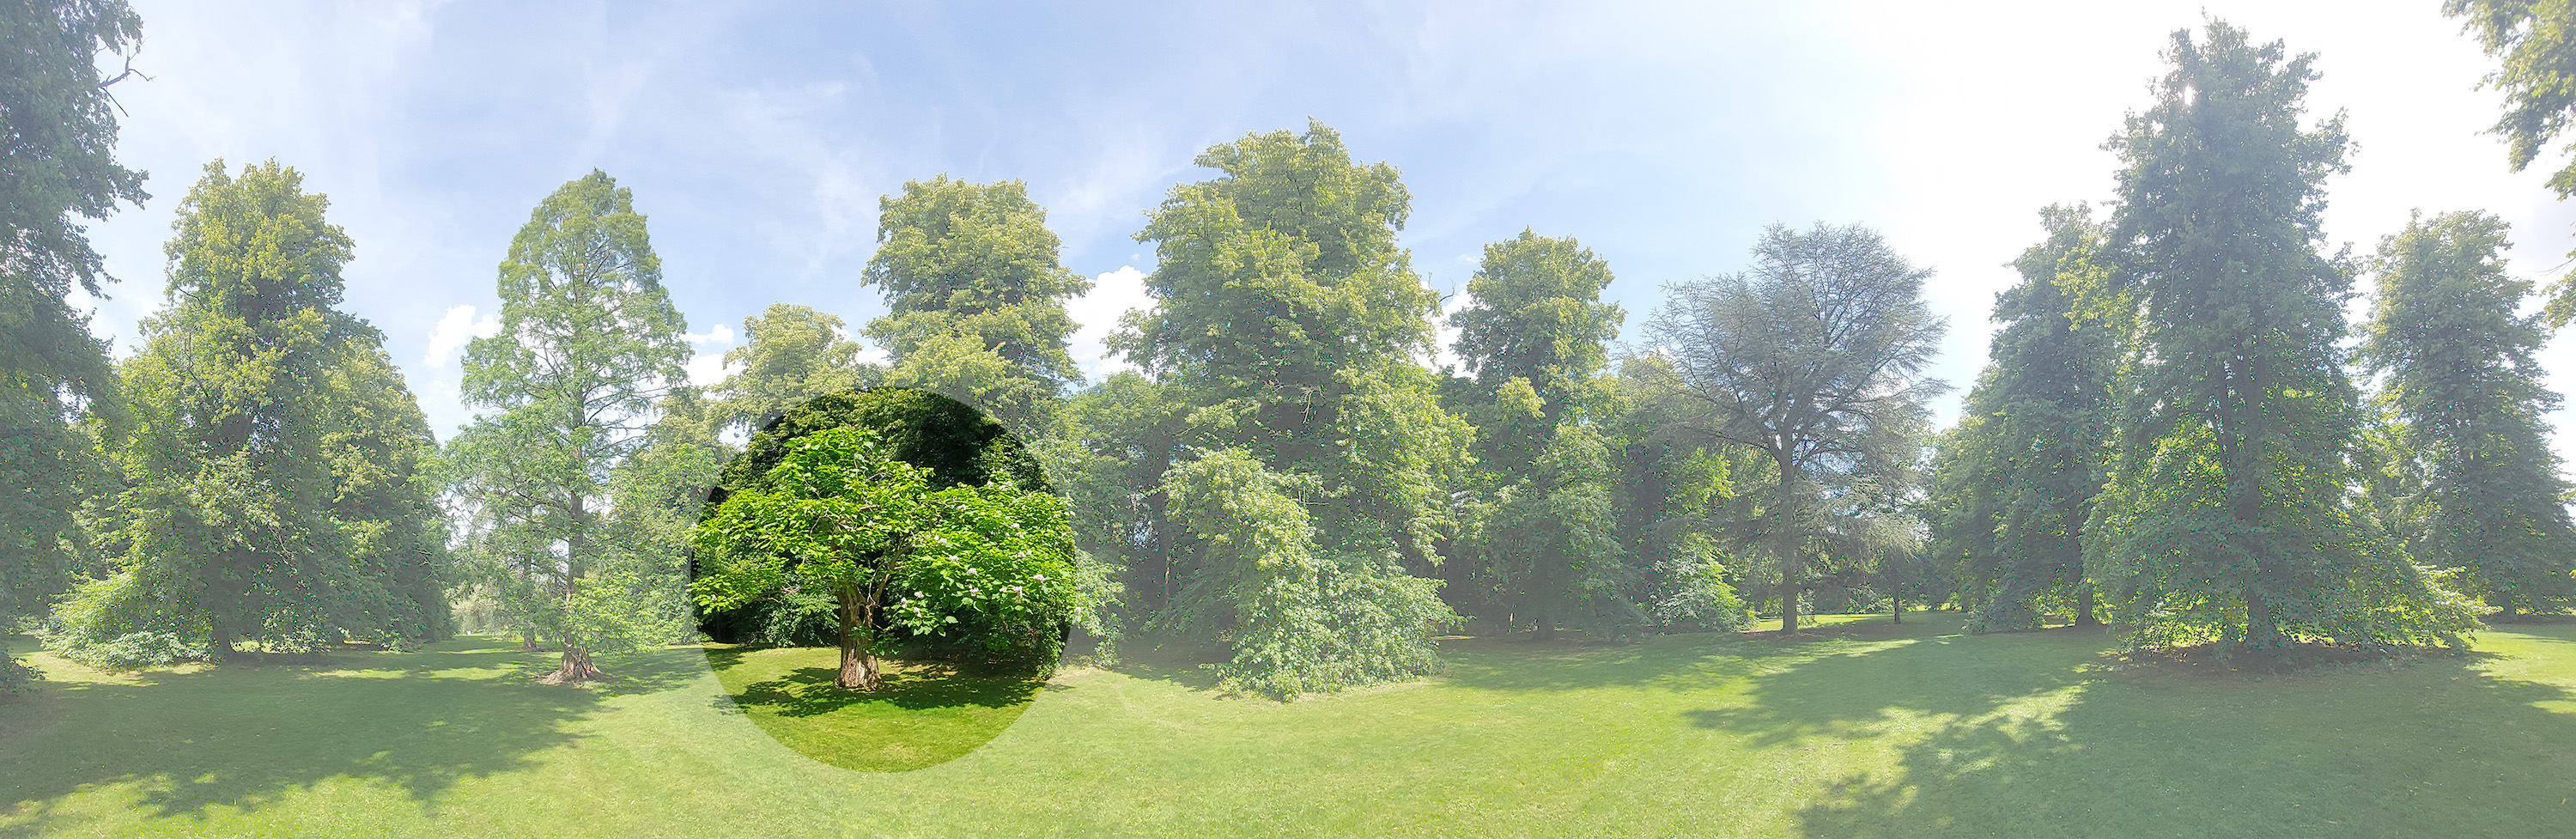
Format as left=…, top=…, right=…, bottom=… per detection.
left=702, top=644, right=1045, bottom=771
left=3, top=613, right=2574, bottom=837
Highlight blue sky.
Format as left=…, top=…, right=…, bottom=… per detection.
left=70, top=1, right=2576, bottom=457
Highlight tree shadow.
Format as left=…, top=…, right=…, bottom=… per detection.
left=726, top=661, right=1046, bottom=717
left=1439, top=614, right=1965, bottom=695
left=1100, top=640, right=1226, bottom=693
left=1668, top=623, right=2576, bottom=838
left=0, top=636, right=708, bottom=836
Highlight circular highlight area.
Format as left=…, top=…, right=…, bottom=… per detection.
left=691, top=387, right=1072, bottom=771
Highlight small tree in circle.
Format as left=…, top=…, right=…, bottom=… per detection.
left=692, top=425, right=1075, bottom=690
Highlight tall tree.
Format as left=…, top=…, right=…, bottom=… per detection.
left=452, top=170, right=692, bottom=683
left=1932, top=205, right=2120, bottom=632
left=0, top=0, right=146, bottom=651
left=1111, top=123, right=1464, bottom=693
left=52, top=161, right=447, bottom=660
left=1647, top=222, right=1947, bottom=634
left=2086, top=21, right=2476, bottom=654
left=2445, top=0, right=2576, bottom=325
left=2360, top=210, right=2576, bottom=618
left=864, top=176, right=1089, bottom=436
left=1447, top=230, right=1636, bottom=638
left=710, top=303, right=877, bottom=440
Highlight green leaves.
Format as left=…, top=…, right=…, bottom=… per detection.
left=691, top=424, right=1077, bottom=660
left=2359, top=211, right=2576, bottom=616
left=865, top=176, right=1090, bottom=436
left=2087, top=21, right=2475, bottom=653
left=447, top=170, right=695, bottom=667
left=51, top=160, right=447, bottom=659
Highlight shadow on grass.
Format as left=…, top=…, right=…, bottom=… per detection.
left=1438, top=612, right=1967, bottom=695
left=702, top=645, right=1051, bottom=772
left=730, top=663, right=1045, bottom=717
left=0, top=635, right=709, bottom=836
left=1654, top=620, right=2576, bottom=838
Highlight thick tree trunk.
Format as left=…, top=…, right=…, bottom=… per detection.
left=519, top=624, right=541, bottom=652
left=2245, top=589, right=2285, bottom=652
left=541, top=647, right=610, bottom=684
left=1892, top=593, right=1903, bottom=624
left=1776, top=455, right=1803, bottom=635
left=2074, top=583, right=2100, bottom=628
left=836, top=586, right=882, bottom=691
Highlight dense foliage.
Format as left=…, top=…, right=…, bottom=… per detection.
left=447, top=170, right=696, bottom=682
left=1932, top=206, right=2119, bottom=633
left=49, top=161, right=447, bottom=662
left=2084, top=22, right=2476, bottom=654
left=0, top=0, right=146, bottom=678
left=865, top=176, right=1090, bottom=437
left=694, top=424, right=1076, bottom=690
left=2358, top=210, right=2576, bottom=617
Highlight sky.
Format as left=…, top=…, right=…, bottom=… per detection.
left=67, top=0, right=2576, bottom=460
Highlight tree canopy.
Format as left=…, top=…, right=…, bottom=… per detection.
left=50, top=160, right=447, bottom=663
left=2086, top=21, right=2476, bottom=654
left=1648, top=222, right=1947, bottom=634
left=694, top=424, right=1075, bottom=690
left=2359, top=210, right=2576, bottom=617
left=450, top=169, right=694, bottom=683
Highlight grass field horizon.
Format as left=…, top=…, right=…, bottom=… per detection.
left=6, top=611, right=2574, bottom=837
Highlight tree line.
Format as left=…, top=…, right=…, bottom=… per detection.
left=12, top=5, right=2576, bottom=699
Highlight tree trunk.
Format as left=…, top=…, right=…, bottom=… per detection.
left=542, top=646, right=610, bottom=684
left=1891, top=592, right=1902, bottom=624
left=836, top=586, right=882, bottom=691
left=2245, top=589, right=2285, bottom=653
left=2074, top=582, right=2100, bottom=628
left=519, top=624, right=540, bottom=652
left=1775, top=455, right=1803, bottom=635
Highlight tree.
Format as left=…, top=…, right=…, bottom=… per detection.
left=2445, top=0, right=2576, bottom=325
left=2359, top=210, right=2576, bottom=617
left=51, top=161, right=447, bottom=661
left=1647, top=222, right=1947, bottom=634
left=696, top=386, right=1053, bottom=647
left=0, top=0, right=147, bottom=670
left=864, top=176, right=1089, bottom=436
left=452, top=170, right=691, bottom=683
left=693, top=425, right=1076, bottom=690
left=1109, top=123, right=1464, bottom=693
left=1447, top=230, right=1637, bottom=638
left=1932, top=205, right=2120, bottom=632
left=1159, top=447, right=1449, bottom=699
left=710, top=303, right=878, bottom=440
left=2086, top=21, right=2476, bottom=654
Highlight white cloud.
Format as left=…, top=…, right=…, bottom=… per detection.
left=684, top=353, right=734, bottom=387
left=1066, top=265, right=1151, bottom=381
left=422, top=305, right=501, bottom=370
left=1432, top=287, right=1478, bottom=374
left=684, top=324, right=736, bottom=346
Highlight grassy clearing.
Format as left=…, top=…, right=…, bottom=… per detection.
left=702, top=644, right=1044, bottom=771
left=3, top=613, right=2574, bottom=837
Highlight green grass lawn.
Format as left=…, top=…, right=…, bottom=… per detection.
left=5, top=612, right=2575, bottom=837
left=702, top=644, right=1045, bottom=771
